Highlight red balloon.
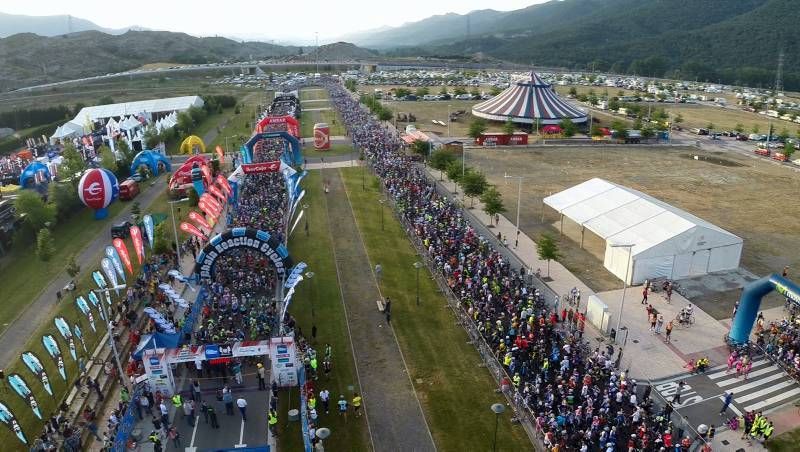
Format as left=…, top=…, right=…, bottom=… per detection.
left=78, top=169, right=116, bottom=210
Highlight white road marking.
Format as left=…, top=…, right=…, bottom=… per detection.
left=744, top=387, right=800, bottom=412
left=236, top=419, right=246, bottom=447
left=719, top=395, right=743, bottom=417
left=716, top=365, right=780, bottom=387
left=189, top=413, right=199, bottom=447
left=735, top=380, right=797, bottom=404
left=707, top=359, right=766, bottom=380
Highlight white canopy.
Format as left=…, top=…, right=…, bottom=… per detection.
left=544, top=178, right=743, bottom=284
left=49, top=122, right=86, bottom=143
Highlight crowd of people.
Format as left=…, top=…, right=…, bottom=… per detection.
left=324, top=78, right=714, bottom=451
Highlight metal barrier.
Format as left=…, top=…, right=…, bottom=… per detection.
left=180, top=287, right=207, bottom=346
left=112, top=384, right=144, bottom=451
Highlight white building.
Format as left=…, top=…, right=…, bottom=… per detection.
left=544, top=178, right=743, bottom=284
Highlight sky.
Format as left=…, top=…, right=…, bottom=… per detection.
left=2, top=0, right=544, bottom=43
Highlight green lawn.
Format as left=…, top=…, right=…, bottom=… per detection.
left=278, top=170, right=370, bottom=451
left=0, top=178, right=176, bottom=447
left=300, top=89, right=329, bottom=102
left=339, top=167, right=532, bottom=451
left=303, top=143, right=356, bottom=159
left=769, top=426, right=800, bottom=452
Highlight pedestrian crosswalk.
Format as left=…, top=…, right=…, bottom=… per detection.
left=707, top=357, right=800, bottom=413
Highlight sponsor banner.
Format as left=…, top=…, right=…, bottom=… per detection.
left=100, top=258, right=118, bottom=292
left=92, top=271, right=107, bottom=290
left=180, top=222, right=207, bottom=241
left=21, top=352, right=53, bottom=397
left=0, top=401, right=28, bottom=445
left=241, top=161, right=281, bottom=174
left=143, top=349, right=176, bottom=396
left=215, top=145, right=224, bottom=162
left=289, top=209, right=304, bottom=237
left=208, top=184, right=227, bottom=203
left=143, top=214, right=155, bottom=250
left=188, top=211, right=212, bottom=233
left=198, top=199, right=218, bottom=220
left=75, top=296, right=97, bottom=332
left=204, top=343, right=234, bottom=361
left=54, top=317, right=77, bottom=362
left=112, top=238, right=134, bottom=275
left=200, top=164, right=213, bottom=185
left=130, top=225, right=145, bottom=265
left=232, top=340, right=270, bottom=357
left=216, top=175, right=232, bottom=196
left=284, top=262, right=308, bottom=289
left=104, top=246, right=126, bottom=282
left=73, top=324, right=88, bottom=353
left=41, top=335, right=66, bottom=381
left=8, top=374, right=42, bottom=419
left=201, top=193, right=222, bottom=214
left=87, top=291, right=107, bottom=320
left=194, top=228, right=293, bottom=279
left=165, top=345, right=205, bottom=363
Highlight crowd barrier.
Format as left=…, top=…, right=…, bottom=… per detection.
left=112, top=384, right=144, bottom=451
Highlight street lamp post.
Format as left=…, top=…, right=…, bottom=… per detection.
left=168, top=198, right=189, bottom=266
left=224, top=135, right=238, bottom=157
left=101, top=284, right=129, bottom=391
left=610, top=243, right=634, bottom=342
left=491, top=403, right=505, bottom=452
left=379, top=199, right=385, bottom=231
left=447, top=104, right=451, bottom=137
left=305, top=271, right=316, bottom=319
left=413, top=262, right=423, bottom=306
left=504, top=173, right=524, bottom=248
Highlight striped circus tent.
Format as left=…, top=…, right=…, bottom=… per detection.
left=473, top=71, right=588, bottom=125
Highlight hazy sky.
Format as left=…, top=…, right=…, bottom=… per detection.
left=2, top=0, right=545, bottom=42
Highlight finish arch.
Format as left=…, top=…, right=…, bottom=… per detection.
left=728, top=273, right=800, bottom=344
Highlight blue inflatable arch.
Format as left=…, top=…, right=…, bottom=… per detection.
left=130, top=150, right=172, bottom=176
left=19, top=161, right=51, bottom=187
left=241, top=131, right=303, bottom=166
left=729, top=274, right=800, bottom=344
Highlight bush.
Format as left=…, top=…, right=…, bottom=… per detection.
left=36, top=228, right=56, bottom=261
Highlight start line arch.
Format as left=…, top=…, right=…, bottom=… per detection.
left=193, top=227, right=293, bottom=279
left=241, top=131, right=303, bottom=166
left=728, top=273, right=800, bottom=344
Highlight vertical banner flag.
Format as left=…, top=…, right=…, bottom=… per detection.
left=54, top=317, right=77, bottom=361
left=216, top=175, right=232, bottom=196
left=21, top=352, right=53, bottom=397
left=41, top=335, right=66, bottom=381
left=112, top=238, right=133, bottom=274
left=180, top=222, right=207, bottom=241
left=215, top=145, right=224, bottom=162
left=73, top=324, right=88, bottom=353
left=200, top=164, right=213, bottom=185
left=208, top=185, right=227, bottom=203
left=0, top=402, right=28, bottom=445
left=129, top=225, right=145, bottom=265
left=75, top=297, right=97, bottom=332
left=100, top=258, right=118, bottom=293
left=104, top=246, right=126, bottom=282
left=188, top=211, right=212, bottom=233
left=8, top=374, right=42, bottom=419
left=92, top=271, right=107, bottom=290
left=201, top=193, right=222, bottom=214
left=87, top=291, right=106, bottom=320
left=143, top=214, right=155, bottom=250
left=290, top=209, right=304, bottom=237
left=198, top=199, right=218, bottom=220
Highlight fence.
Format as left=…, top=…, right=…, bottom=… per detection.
left=179, top=287, right=207, bottom=346
left=112, top=384, right=144, bottom=451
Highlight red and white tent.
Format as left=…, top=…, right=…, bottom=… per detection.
left=472, top=71, right=587, bottom=125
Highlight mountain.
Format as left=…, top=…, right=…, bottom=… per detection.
left=0, top=12, right=140, bottom=38
left=358, top=0, right=800, bottom=90
left=0, top=30, right=294, bottom=90
left=316, top=42, right=377, bottom=60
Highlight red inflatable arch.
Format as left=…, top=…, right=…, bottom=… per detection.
left=255, top=115, right=300, bottom=138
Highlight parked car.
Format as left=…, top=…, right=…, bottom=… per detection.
left=111, top=221, right=133, bottom=239
left=119, top=179, right=140, bottom=201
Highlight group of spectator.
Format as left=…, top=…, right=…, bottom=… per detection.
left=324, top=78, right=711, bottom=451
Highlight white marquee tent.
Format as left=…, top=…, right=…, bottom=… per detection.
left=544, top=178, right=743, bottom=284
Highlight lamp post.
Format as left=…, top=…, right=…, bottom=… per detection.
left=224, top=135, right=238, bottom=157
left=504, top=173, right=524, bottom=248
left=168, top=198, right=189, bottom=265
left=316, top=427, right=331, bottom=451
left=491, top=403, right=505, bottom=452
left=100, top=283, right=129, bottom=391
left=305, top=271, right=316, bottom=319
left=303, top=204, right=309, bottom=237
left=413, top=261, right=423, bottom=306
left=378, top=199, right=385, bottom=231
left=610, top=243, right=634, bottom=342
left=447, top=104, right=452, bottom=137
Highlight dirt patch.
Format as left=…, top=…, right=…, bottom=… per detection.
left=679, top=153, right=744, bottom=167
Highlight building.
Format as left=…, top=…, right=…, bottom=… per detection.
left=544, top=178, right=743, bottom=284
left=472, top=71, right=587, bottom=125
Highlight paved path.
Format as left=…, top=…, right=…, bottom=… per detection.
left=323, top=168, right=435, bottom=451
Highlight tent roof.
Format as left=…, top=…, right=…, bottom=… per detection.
left=69, top=96, right=203, bottom=124
left=544, top=178, right=742, bottom=256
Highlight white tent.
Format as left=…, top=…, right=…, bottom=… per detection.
left=49, top=122, right=86, bottom=144
left=544, top=178, right=743, bottom=284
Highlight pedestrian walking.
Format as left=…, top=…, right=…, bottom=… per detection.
left=200, top=401, right=209, bottom=424
left=237, top=397, right=248, bottom=421
left=641, top=286, right=648, bottom=304
left=385, top=298, right=392, bottom=324
left=208, top=405, right=220, bottom=429
left=139, top=394, right=152, bottom=416
left=338, top=395, right=348, bottom=419
left=192, top=380, right=202, bottom=402
left=720, top=392, right=734, bottom=415
left=352, top=393, right=362, bottom=418
left=257, top=363, right=267, bottom=390
left=665, top=321, right=673, bottom=343
left=672, top=380, right=685, bottom=404
left=86, top=421, right=101, bottom=441
left=56, top=290, right=62, bottom=304
left=655, top=314, right=664, bottom=334
left=649, top=312, right=657, bottom=333
left=159, top=401, right=169, bottom=427
left=182, top=399, right=195, bottom=427
left=268, top=409, right=278, bottom=437
left=271, top=381, right=279, bottom=399
left=375, top=263, right=382, bottom=283
left=320, top=389, right=330, bottom=414
left=223, top=386, right=234, bottom=415
left=168, top=426, right=181, bottom=447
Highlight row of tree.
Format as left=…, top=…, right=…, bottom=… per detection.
left=360, top=94, right=393, bottom=121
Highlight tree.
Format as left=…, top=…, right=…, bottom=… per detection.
left=143, top=128, right=160, bottom=149
left=131, top=201, right=141, bottom=221
left=98, top=145, right=117, bottom=173
left=468, top=118, right=488, bottom=140
left=778, top=128, right=790, bottom=141
left=470, top=88, right=481, bottom=98
left=378, top=109, right=393, bottom=121
left=415, top=87, right=429, bottom=97
left=445, top=160, right=464, bottom=185
left=611, top=120, right=628, bottom=140
left=706, top=122, right=715, bottom=131
left=734, top=123, right=744, bottom=134
left=48, top=181, right=81, bottom=221
left=410, top=139, right=429, bottom=158
left=490, top=86, right=502, bottom=96
left=429, top=150, right=456, bottom=180
left=503, top=119, right=515, bottom=135
left=394, top=88, right=411, bottom=98
left=60, top=144, right=87, bottom=186
left=568, top=87, right=578, bottom=97
left=454, top=87, right=467, bottom=96
left=536, top=233, right=561, bottom=278
left=559, top=118, right=577, bottom=137
left=65, top=254, right=81, bottom=278
left=177, top=111, right=194, bottom=134
left=480, top=186, right=505, bottom=226
left=36, top=228, right=56, bottom=261
left=15, top=190, right=56, bottom=233
left=590, top=125, right=604, bottom=137
left=439, top=86, right=448, bottom=95
left=98, top=96, right=115, bottom=105
left=461, top=171, right=488, bottom=208
left=642, top=127, right=655, bottom=140
left=153, top=222, right=171, bottom=254
left=607, top=98, right=620, bottom=112
left=673, top=113, right=684, bottom=125
left=344, top=79, right=357, bottom=92
left=186, top=187, right=199, bottom=207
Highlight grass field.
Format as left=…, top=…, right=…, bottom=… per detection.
left=339, top=167, right=532, bottom=451
left=0, top=177, right=180, bottom=447
left=278, top=169, right=370, bottom=452
left=382, top=99, right=506, bottom=137
left=303, top=143, right=356, bottom=159
left=769, top=426, right=800, bottom=452
left=466, top=146, right=800, bottom=295
left=299, top=88, right=346, bottom=138
left=207, top=92, right=268, bottom=154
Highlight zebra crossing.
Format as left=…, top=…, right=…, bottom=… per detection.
left=706, top=356, right=800, bottom=414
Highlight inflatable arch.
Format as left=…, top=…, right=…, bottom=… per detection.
left=241, top=131, right=303, bottom=166
left=180, top=135, right=206, bottom=155
left=194, top=227, right=293, bottom=280
left=130, top=150, right=172, bottom=177
left=18, top=161, right=51, bottom=187
left=255, top=115, right=300, bottom=138
left=728, top=273, right=800, bottom=344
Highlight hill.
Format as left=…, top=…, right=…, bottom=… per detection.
left=0, top=12, right=139, bottom=38
left=0, top=30, right=294, bottom=90
left=361, top=0, right=800, bottom=90
left=316, top=42, right=376, bottom=60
